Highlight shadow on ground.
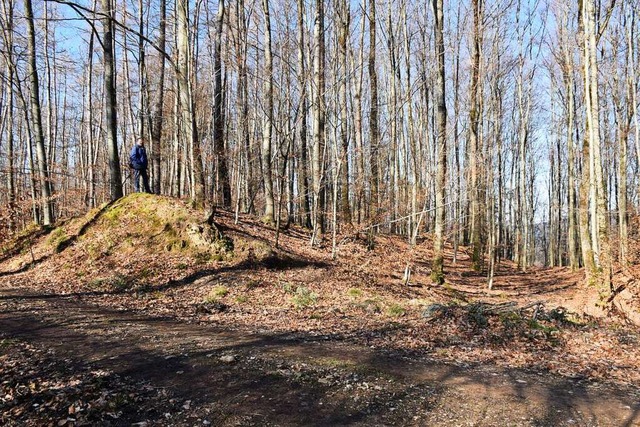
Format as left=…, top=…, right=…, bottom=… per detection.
left=1, top=287, right=638, bottom=426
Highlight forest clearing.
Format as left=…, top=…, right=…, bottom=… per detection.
left=2, top=0, right=640, bottom=424
left=1, top=194, right=639, bottom=426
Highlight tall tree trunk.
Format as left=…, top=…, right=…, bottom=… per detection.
left=560, top=13, right=580, bottom=269
left=469, top=0, right=483, bottom=270
left=150, top=0, right=166, bottom=195
left=1, top=0, right=17, bottom=230
left=576, top=0, right=597, bottom=280
left=297, top=0, right=311, bottom=227
left=177, top=0, right=204, bottom=206
left=213, top=0, right=231, bottom=208
left=25, top=0, right=55, bottom=221
left=582, top=0, right=612, bottom=292
left=431, top=0, right=447, bottom=284
left=100, top=0, right=123, bottom=201
left=353, top=9, right=366, bottom=224
left=338, top=0, right=351, bottom=224
left=261, top=0, right=275, bottom=224
left=368, top=0, right=379, bottom=213
left=311, top=0, right=326, bottom=244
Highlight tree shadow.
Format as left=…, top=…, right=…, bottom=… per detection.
left=2, top=301, right=638, bottom=426
left=0, top=254, right=329, bottom=301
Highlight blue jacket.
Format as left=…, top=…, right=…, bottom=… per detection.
left=130, top=144, right=148, bottom=170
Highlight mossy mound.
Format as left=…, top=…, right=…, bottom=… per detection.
left=1, top=194, right=233, bottom=274
left=76, top=193, right=232, bottom=260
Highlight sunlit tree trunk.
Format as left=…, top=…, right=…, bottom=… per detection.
left=582, top=0, right=612, bottom=292
left=297, top=0, right=311, bottom=228
left=338, top=0, right=351, bottom=225
left=368, top=0, right=379, bottom=213
left=431, top=0, right=446, bottom=284
left=25, top=0, right=56, bottom=220
left=177, top=0, right=204, bottom=206
left=261, top=0, right=275, bottom=224
left=1, top=0, right=16, bottom=230
left=558, top=7, right=580, bottom=270
left=310, top=0, right=326, bottom=244
left=469, top=0, right=483, bottom=270
left=149, top=0, right=166, bottom=195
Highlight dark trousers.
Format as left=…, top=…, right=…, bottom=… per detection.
left=134, top=168, right=151, bottom=193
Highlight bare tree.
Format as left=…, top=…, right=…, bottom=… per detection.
left=368, top=0, right=379, bottom=213
left=25, top=0, right=56, bottom=219
left=177, top=0, right=205, bottom=206
left=431, top=0, right=446, bottom=284
left=311, top=0, right=326, bottom=244
left=261, top=0, right=275, bottom=224
left=469, top=0, right=483, bottom=270
left=212, top=0, right=231, bottom=208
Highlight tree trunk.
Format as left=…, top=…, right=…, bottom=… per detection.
left=261, top=0, right=275, bottom=224
left=431, top=0, right=447, bottom=284
left=368, top=0, right=379, bottom=213
left=177, top=0, right=205, bottom=206
left=25, top=0, right=56, bottom=222
left=149, top=0, right=166, bottom=195
left=297, top=0, right=311, bottom=228
left=1, top=0, right=16, bottom=230
left=338, top=0, right=351, bottom=225
left=311, top=0, right=326, bottom=244
left=582, top=0, right=612, bottom=292
left=469, top=0, right=483, bottom=271
left=213, top=0, right=231, bottom=208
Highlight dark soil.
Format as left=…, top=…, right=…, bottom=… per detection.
left=1, top=285, right=638, bottom=426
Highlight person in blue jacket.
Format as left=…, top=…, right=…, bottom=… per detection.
left=130, top=138, right=151, bottom=193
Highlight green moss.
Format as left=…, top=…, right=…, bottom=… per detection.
left=204, top=285, right=229, bottom=303
left=46, top=227, right=70, bottom=252
left=291, top=286, right=318, bottom=308
left=386, top=303, right=406, bottom=317
left=347, top=288, right=363, bottom=298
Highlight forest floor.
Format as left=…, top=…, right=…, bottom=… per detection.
left=1, top=194, right=639, bottom=426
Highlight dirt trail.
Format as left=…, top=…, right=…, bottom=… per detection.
left=1, top=285, right=638, bottom=427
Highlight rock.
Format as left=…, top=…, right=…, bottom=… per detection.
left=422, top=303, right=448, bottom=319
left=196, top=302, right=229, bottom=314
left=220, top=355, right=236, bottom=363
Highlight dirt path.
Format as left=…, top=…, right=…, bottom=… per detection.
left=1, top=285, right=639, bottom=427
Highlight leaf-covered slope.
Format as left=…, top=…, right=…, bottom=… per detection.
left=1, top=194, right=231, bottom=293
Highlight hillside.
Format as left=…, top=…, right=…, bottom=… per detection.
left=1, top=194, right=639, bottom=426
